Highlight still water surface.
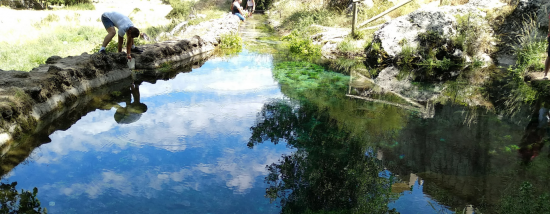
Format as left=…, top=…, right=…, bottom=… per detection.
left=1, top=49, right=460, bottom=213
left=4, top=21, right=550, bottom=212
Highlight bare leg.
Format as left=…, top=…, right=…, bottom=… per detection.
left=545, top=54, right=550, bottom=79
left=102, top=27, right=116, bottom=48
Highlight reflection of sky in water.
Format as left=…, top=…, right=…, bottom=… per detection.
left=385, top=170, right=453, bottom=214
left=2, top=49, right=455, bottom=213
left=2, top=50, right=289, bottom=213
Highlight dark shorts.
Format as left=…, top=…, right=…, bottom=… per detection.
left=101, top=14, right=115, bottom=30
left=547, top=37, right=550, bottom=55
left=247, top=6, right=253, bottom=12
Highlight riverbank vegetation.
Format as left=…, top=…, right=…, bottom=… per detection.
left=265, top=0, right=440, bottom=59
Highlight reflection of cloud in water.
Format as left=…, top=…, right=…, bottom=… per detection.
left=39, top=94, right=280, bottom=159
left=35, top=147, right=283, bottom=200
left=1, top=51, right=290, bottom=213
left=139, top=54, right=276, bottom=98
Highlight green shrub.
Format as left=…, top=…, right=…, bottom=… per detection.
left=219, top=32, right=243, bottom=49
left=255, top=0, right=274, bottom=10
left=499, top=14, right=547, bottom=113
left=495, top=182, right=550, bottom=214
left=396, top=42, right=415, bottom=69
left=337, top=39, right=357, bottom=53
left=282, top=30, right=321, bottom=57
left=513, top=40, right=546, bottom=74
left=352, top=30, right=365, bottom=40
left=166, top=0, right=195, bottom=19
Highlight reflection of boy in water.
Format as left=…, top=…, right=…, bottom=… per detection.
left=544, top=13, right=550, bottom=79
left=519, top=103, right=550, bottom=163
left=114, top=81, right=147, bottom=124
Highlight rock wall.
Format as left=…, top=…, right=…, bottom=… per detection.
left=367, top=3, right=496, bottom=61
left=0, top=13, right=241, bottom=146
left=363, top=0, right=508, bottom=100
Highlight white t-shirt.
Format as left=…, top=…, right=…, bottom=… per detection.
left=247, top=0, right=253, bottom=6
left=539, top=107, right=549, bottom=123
left=233, top=2, right=242, bottom=10
left=103, top=11, right=134, bottom=37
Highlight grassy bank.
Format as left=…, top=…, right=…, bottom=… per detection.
left=0, top=0, right=230, bottom=72
left=0, top=19, right=105, bottom=71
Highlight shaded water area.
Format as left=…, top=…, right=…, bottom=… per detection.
left=2, top=16, right=550, bottom=214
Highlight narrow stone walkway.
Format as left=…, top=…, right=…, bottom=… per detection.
left=238, top=15, right=269, bottom=40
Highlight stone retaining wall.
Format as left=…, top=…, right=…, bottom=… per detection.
left=0, top=13, right=241, bottom=145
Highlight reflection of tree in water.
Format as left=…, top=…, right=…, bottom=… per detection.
left=248, top=101, right=399, bottom=214
left=0, top=182, right=46, bottom=214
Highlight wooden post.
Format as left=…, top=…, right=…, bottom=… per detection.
left=352, top=2, right=357, bottom=36
left=357, top=0, right=413, bottom=28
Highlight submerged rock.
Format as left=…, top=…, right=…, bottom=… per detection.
left=374, top=66, right=441, bottom=102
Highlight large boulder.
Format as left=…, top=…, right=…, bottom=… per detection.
left=364, top=1, right=507, bottom=76
left=369, top=5, right=485, bottom=58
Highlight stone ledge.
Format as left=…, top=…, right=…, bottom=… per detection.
left=0, top=14, right=241, bottom=145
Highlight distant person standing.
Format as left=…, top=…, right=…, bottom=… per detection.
left=98, top=11, right=143, bottom=59
left=247, top=0, right=255, bottom=16
left=231, top=0, right=246, bottom=21
left=544, top=13, right=550, bottom=79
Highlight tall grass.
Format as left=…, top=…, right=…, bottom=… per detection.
left=337, top=38, right=362, bottom=54
left=500, top=15, right=545, bottom=115
left=510, top=15, right=547, bottom=75
left=0, top=25, right=105, bottom=71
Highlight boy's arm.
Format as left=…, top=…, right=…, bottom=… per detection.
left=118, top=35, right=124, bottom=52
left=253, top=0, right=255, bottom=11
left=238, top=5, right=245, bottom=14
left=126, top=34, right=132, bottom=59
